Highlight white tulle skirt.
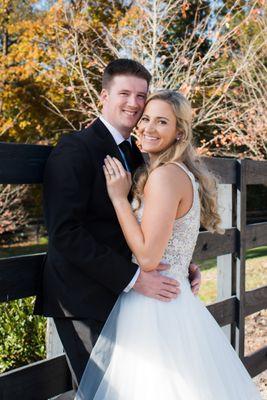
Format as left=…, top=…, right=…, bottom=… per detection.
left=75, top=280, right=261, bottom=400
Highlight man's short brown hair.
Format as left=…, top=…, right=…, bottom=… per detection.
left=102, top=59, right=151, bottom=89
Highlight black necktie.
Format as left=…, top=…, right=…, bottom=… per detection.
left=119, top=140, right=134, bottom=172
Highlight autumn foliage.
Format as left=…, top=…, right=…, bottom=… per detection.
left=0, top=0, right=265, bottom=157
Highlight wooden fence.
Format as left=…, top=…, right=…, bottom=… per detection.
left=0, top=142, right=266, bottom=399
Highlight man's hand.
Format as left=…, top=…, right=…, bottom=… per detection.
left=133, top=263, right=180, bottom=302
left=189, top=263, right=201, bottom=295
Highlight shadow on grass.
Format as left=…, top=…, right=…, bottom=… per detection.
left=246, top=246, right=267, bottom=260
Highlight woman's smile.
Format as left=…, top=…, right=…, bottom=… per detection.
left=143, top=134, right=160, bottom=142
left=138, top=99, right=178, bottom=155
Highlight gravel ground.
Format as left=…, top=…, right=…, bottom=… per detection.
left=253, top=372, right=267, bottom=399
left=246, top=310, right=267, bottom=398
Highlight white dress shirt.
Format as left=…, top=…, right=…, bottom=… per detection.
left=99, top=116, right=140, bottom=292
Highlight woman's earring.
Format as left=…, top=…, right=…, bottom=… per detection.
left=176, top=136, right=180, bottom=141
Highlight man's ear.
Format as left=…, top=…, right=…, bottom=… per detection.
left=100, top=88, right=108, bottom=104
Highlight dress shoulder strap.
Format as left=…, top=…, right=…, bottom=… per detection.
left=168, top=161, right=194, bottom=183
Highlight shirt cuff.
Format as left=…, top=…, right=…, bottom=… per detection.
left=123, top=267, right=140, bottom=292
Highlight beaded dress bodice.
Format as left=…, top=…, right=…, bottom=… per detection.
left=132, top=163, right=200, bottom=282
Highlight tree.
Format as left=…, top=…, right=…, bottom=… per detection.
left=0, top=1, right=66, bottom=143
left=1, top=0, right=265, bottom=158
left=103, top=0, right=266, bottom=159
left=0, top=0, right=127, bottom=143
left=197, top=0, right=267, bottom=159
left=39, top=0, right=130, bottom=132
left=0, top=184, right=28, bottom=243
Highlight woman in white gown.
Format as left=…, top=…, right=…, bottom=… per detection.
left=75, top=90, right=261, bottom=399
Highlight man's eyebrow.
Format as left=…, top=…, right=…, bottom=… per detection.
left=118, top=90, right=147, bottom=95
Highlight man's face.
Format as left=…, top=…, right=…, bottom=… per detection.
left=101, top=75, right=148, bottom=138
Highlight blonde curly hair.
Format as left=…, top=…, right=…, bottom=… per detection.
left=133, top=90, right=223, bottom=234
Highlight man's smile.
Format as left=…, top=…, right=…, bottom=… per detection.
left=123, top=109, right=138, bottom=116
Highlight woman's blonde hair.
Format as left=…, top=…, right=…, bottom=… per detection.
left=133, top=90, right=223, bottom=234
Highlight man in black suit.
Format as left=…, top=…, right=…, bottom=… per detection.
left=34, top=59, right=201, bottom=392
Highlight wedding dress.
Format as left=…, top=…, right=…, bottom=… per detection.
left=75, top=163, right=261, bottom=399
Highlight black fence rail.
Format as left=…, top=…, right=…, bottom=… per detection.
left=0, top=142, right=266, bottom=399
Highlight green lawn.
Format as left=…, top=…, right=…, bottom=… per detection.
left=197, top=246, right=267, bottom=271
left=198, top=246, right=267, bottom=304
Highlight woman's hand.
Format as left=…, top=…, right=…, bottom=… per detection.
left=103, top=156, right=132, bottom=203
left=189, top=263, right=201, bottom=296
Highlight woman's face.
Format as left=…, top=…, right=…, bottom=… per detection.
left=138, top=99, right=178, bottom=155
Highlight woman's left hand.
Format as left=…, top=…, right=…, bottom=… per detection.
left=103, top=156, right=132, bottom=202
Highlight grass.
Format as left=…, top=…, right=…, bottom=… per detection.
left=198, top=246, right=267, bottom=272
left=198, top=246, right=267, bottom=304
left=0, top=239, right=48, bottom=259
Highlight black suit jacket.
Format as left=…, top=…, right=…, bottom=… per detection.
left=34, top=118, right=145, bottom=321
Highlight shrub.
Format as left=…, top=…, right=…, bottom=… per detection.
left=0, top=297, right=46, bottom=373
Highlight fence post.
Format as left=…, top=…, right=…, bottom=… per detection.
left=217, top=184, right=233, bottom=341
left=235, top=159, right=247, bottom=359
left=46, top=318, right=64, bottom=358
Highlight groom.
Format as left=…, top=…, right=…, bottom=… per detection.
left=34, top=59, right=201, bottom=393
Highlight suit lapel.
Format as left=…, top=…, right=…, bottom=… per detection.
left=90, top=118, right=145, bottom=173
left=90, top=118, right=125, bottom=164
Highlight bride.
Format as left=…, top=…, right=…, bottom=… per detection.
left=75, top=90, right=261, bottom=399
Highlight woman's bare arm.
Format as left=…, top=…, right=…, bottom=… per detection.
left=108, top=163, right=190, bottom=271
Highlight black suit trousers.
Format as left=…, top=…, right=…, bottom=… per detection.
left=54, top=317, right=104, bottom=389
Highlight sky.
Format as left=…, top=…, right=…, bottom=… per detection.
left=33, top=0, right=57, bottom=11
